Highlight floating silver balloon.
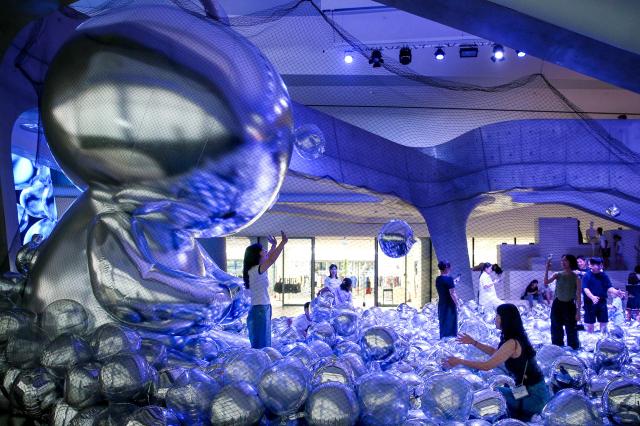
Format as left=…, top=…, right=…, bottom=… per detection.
left=90, top=323, right=141, bottom=361
left=94, top=403, right=139, bottom=425
left=182, top=335, right=222, bottom=362
left=357, top=372, right=410, bottom=426
left=64, top=362, right=102, bottom=409
left=585, top=370, right=619, bottom=399
left=40, top=299, right=89, bottom=337
left=262, top=347, right=283, bottom=362
left=332, top=309, right=359, bottom=337
left=0, top=272, right=26, bottom=303
left=377, top=220, right=415, bottom=258
left=541, top=389, right=602, bottom=426
left=99, top=353, right=155, bottom=402
left=606, top=204, right=621, bottom=217
left=311, top=357, right=353, bottom=388
left=294, top=123, right=326, bottom=160
left=334, top=340, right=362, bottom=356
left=125, top=405, right=180, bottom=426
left=166, top=368, right=220, bottom=425
left=51, top=399, right=79, bottom=426
left=305, top=382, right=359, bottom=426
left=0, top=308, right=36, bottom=343
left=470, top=388, right=507, bottom=423
left=222, top=348, right=271, bottom=388
left=152, top=367, right=187, bottom=404
left=307, top=339, right=334, bottom=359
left=280, top=342, right=319, bottom=368
left=30, top=3, right=292, bottom=334
left=492, top=419, right=528, bottom=426
left=360, top=325, right=398, bottom=363
left=68, top=406, right=105, bottom=425
left=258, top=357, right=310, bottom=416
left=15, top=233, right=43, bottom=275
left=536, top=344, right=567, bottom=376
left=602, top=377, right=640, bottom=425
left=595, top=337, right=628, bottom=372
left=549, top=355, right=588, bottom=391
left=40, top=333, right=93, bottom=376
left=421, top=372, right=473, bottom=422
left=6, top=327, right=49, bottom=368
left=209, top=382, right=265, bottom=426
left=340, top=353, right=368, bottom=379
left=9, top=368, right=59, bottom=420
left=308, top=321, right=336, bottom=347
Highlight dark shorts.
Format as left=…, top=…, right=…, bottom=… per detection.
left=584, top=302, right=608, bottom=324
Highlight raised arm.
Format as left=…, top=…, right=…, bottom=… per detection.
left=544, top=259, right=557, bottom=285
left=446, top=339, right=517, bottom=371
left=259, top=231, right=288, bottom=273
left=457, top=333, right=496, bottom=356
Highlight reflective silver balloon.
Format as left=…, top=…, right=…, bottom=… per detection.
left=51, top=399, right=79, bottom=426
left=280, top=342, right=319, bottom=368
left=64, top=362, right=102, bottom=409
left=69, top=406, right=106, bottom=425
left=334, top=340, right=362, bottom=356
left=586, top=370, right=619, bottom=399
left=210, top=382, right=265, bottom=426
left=94, top=403, right=138, bottom=425
left=541, top=389, right=602, bottom=426
left=377, top=220, right=415, bottom=258
left=357, top=372, right=410, bottom=426
left=41, top=299, right=89, bottom=337
left=294, top=123, right=326, bottom=160
left=15, top=233, right=43, bottom=275
left=99, top=353, right=155, bottom=402
left=311, top=357, right=353, bottom=388
left=258, top=357, right=310, bottom=416
left=332, top=309, right=359, bottom=337
left=421, top=372, right=473, bottom=422
left=308, top=321, right=337, bottom=347
left=41, top=333, right=93, bottom=376
left=262, top=346, right=283, bottom=362
left=0, top=272, right=27, bottom=303
left=152, top=367, right=187, bottom=404
left=308, top=339, right=334, bottom=358
left=470, top=388, right=507, bottom=423
left=549, top=355, right=588, bottom=391
left=6, top=327, right=49, bottom=368
left=340, top=352, right=368, bottom=379
left=305, top=382, right=359, bottom=426
left=466, top=419, right=492, bottom=426
left=125, top=405, right=180, bottom=426
left=222, top=348, right=271, bottom=387
left=0, top=308, right=36, bottom=343
left=9, top=368, right=59, bottom=420
left=360, top=325, right=398, bottom=363
left=536, top=344, right=566, bottom=376
left=182, top=335, right=222, bottom=362
left=29, top=3, right=292, bottom=334
left=492, top=419, right=528, bottom=426
left=602, top=377, right=640, bottom=425
left=595, top=337, right=629, bottom=372
left=166, top=368, right=220, bottom=425
left=90, top=323, right=141, bottom=361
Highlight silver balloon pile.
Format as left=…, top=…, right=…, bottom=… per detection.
left=1, top=285, right=640, bottom=425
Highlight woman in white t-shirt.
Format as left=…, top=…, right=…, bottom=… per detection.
left=324, top=264, right=341, bottom=293
left=335, top=278, right=354, bottom=307
left=478, top=262, right=504, bottom=311
left=243, top=231, right=288, bottom=349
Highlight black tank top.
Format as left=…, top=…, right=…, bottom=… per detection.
left=503, top=339, right=544, bottom=386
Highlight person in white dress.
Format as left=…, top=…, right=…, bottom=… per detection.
left=479, top=262, right=504, bottom=311
left=335, top=278, right=354, bottom=307
left=324, top=264, right=341, bottom=294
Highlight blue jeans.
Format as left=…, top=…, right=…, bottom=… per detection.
left=497, top=380, right=551, bottom=421
left=247, top=304, right=271, bottom=349
left=526, top=294, right=544, bottom=308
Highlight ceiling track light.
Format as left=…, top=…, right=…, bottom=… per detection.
left=344, top=52, right=354, bottom=64
left=434, top=47, right=445, bottom=61
left=491, top=44, right=505, bottom=62
left=399, top=46, right=412, bottom=65
left=368, top=49, right=384, bottom=68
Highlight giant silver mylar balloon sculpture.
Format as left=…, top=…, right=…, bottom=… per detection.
left=25, top=4, right=293, bottom=335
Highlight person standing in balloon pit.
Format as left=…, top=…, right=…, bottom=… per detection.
left=443, top=304, right=551, bottom=422
left=544, top=254, right=581, bottom=350
left=582, top=256, right=626, bottom=333
left=243, top=231, right=288, bottom=349
left=435, top=260, right=461, bottom=339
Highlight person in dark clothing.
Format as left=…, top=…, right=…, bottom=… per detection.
left=544, top=254, right=581, bottom=349
left=583, top=257, right=626, bottom=333
left=522, top=279, right=544, bottom=308
left=444, top=304, right=551, bottom=421
left=435, top=260, right=460, bottom=339
left=626, top=265, right=640, bottom=321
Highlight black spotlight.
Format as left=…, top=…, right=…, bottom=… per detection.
left=491, top=44, right=505, bottom=62
left=369, top=49, right=384, bottom=67
left=399, top=46, right=412, bottom=65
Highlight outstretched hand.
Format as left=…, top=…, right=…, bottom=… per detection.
left=457, top=333, right=475, bottom=345
left=267, top=234, right=277, bottom=246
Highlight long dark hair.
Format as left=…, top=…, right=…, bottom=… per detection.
left=242, top=243, right=263, bottom=289
left=496, top=303, right=535, bottom=359
left=479, top=262, right=492, bottom=277
left=340, top=277, right=352, bottom=292
left=562, top=254, right=578, bottom=271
